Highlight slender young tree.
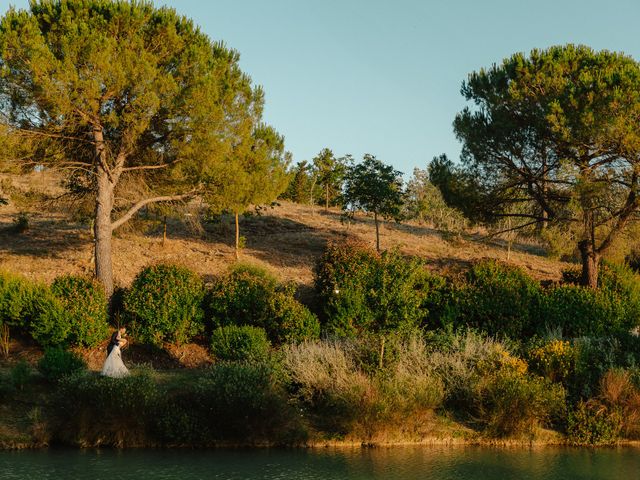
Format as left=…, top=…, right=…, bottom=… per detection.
left=204, top=124, right=290, bottom=259
left=0, top=1, right=263, bottom=295
left=343, top=154, right=404, bottom=252
left=312, top=148, right=346, bottom=211
left=454, top=45, right=640, bottom=287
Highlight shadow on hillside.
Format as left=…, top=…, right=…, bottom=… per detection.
left=0, top=217, right=89, bottom=258
left=468, top=232, right=549, bottom=258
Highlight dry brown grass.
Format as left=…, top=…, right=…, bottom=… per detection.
left=0, top=172, right=571, bottom=288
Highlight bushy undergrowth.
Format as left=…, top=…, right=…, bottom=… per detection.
left=452, top=260, right=543, bottom=339
left=123, top=264, right=205, bottom=346
left=38, top=348, right=87, bottom=382
left=0, top=271, right=68, bottom=347
left=51, top=370, right=160, bottom=446
left=210, top=325, right=271, bottom=362
left=208, top=264, right=319, bottom=345
left=314, top=241, right=430, bottom=337
left=51, top=275, right=109, bottom=347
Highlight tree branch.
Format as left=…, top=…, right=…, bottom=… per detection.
left=111, top=192, right=196, bottom=231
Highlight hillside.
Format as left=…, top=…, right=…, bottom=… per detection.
left=0, top=173, right=571, bottom=289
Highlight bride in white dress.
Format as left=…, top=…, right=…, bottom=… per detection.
left=102, top=327, right=130, bottom=378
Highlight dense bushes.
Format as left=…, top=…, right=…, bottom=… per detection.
left=50, top=370, right=160, bottom=446
left=37, top=348, right=87, bottom=382
left=314, top=241, right=429, bottom=336
left=0, top=271, right=68, bottom=347
left=210, top=325, right=270, bottom=362
left=452, top=260, right=542, bottom=338
left=123, top=264, right=205, bottom=346
left=51, top=276, right=109, bottom=347
left=208, top=264, right=319, bottom=344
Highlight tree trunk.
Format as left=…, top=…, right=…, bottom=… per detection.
left=94, top=167, right=115, bottom=297
left=325, top=184, right=329, bottom=211
left=374, top=211, right=380, bottom=252
left=162, top=215, right=167, bottom=247
left=578, top=239, right=599, bottom=288
left=379, top=335, right=386, bottom=370
left=235, top=212, right=240, bottom=260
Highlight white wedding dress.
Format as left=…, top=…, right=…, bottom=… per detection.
left=101, top=344, right=130, bottom=378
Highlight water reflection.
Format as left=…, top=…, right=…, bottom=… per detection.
left=1, top=446, right=639, bottom=480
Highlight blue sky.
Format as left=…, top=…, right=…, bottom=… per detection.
left=2, top=0, right=640, bottom=175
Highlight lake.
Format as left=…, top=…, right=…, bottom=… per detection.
left=1, top=446, right=638, bottom=479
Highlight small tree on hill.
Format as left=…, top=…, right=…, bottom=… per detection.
left=343, top=154, right=404, bottom=252
left=312, top=148, right=346, bottom=211
left=205, top=124, right=290, bottom=259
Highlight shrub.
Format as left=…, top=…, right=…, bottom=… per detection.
left=51, top=370, right=160, bottom=446
left=37, top=348, right=87, bottom=382
left=453, top=260, right=542, bottom=338
left=539, top=285, right=628, bottom=337
left=192, top=361, right=294, bottom=442
left=527, top=339, right=578, bottom=383
left=475, top=368, right=566, bottom=437
left=10, top=360, right=31, bottom=390
left=314, top=242, right=427, bottom=337
left=599, top=369, right=640, bottom=439
left=283, top=338, right=444, bottom=438
left=210, top=326, right=271, bottom=362
left=567, top=400, right=621, bottom=445
left=0, top=271, right=70, bottom=347
left=123, top=264, right=205, bottom=346
left=208, top=264, right=319, bottom=345
left=51, top=275, right=109, bottom=348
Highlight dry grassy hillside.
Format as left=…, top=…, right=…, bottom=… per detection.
left=0, top=172, right=571, bottom=288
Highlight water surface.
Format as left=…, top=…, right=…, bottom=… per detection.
left=1, top=446, right=638, bottom=479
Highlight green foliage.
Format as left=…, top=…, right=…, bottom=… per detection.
left=312, top=148, right=346, bottom=208
left=454, top=45, right=640, bottom=286
left=192, top=362, right=293, bottom=441
left=281, top=160, right=319, bottom=204
left=441, top=260, right=542, bottom=338
left=210, top=325, right=271, bottom=362
left=539, top=285, right=629, bottom=337
left=51, top=275, right=109, bottom=348
left=314, top=241, right=428, bottom=337
left=10, top=360, right=31, bottom=391
left=476, top=369, right=566, bottom=437
left=428, top=154, right=482, bottom=222
left=37, top=348, right=87, bottom=382
left=52, top=370, right=160, bottom=446
left=0, top=0, right=271, bottom=294
left=124, top=264, right=205, bottom=347
left=343, top=154, right=404, bottom=250
left=207, top=264, right=319, bottom=345
left=567, top=401, right=621, bottom=445
left=402, top=167, right=467, bottom=231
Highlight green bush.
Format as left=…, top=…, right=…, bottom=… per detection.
left=452, top=260, right=542, bottom=338
left=37, top=348, right=87, bottom=382
left=567, top=400, right=621, bottom=445
left=123, top=264, right=205, bottom=346
left=0, top=271, right=70, bottom=347
left=208, top=264, right=319, bottom=345
left=476, top=369, right=566, bottom=437
left=51, top=370, right=160, bottom=446
left=539, top=285, right=628, bottom=337
left=51, top=275, right=109, bottom=348
left=314, top=242, right=427, bottom=337
left=10, top=360, right=31, bottom=390
left=193, top=361, right=294, bottom=441
left=210, top=326, right=271, bottom=362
